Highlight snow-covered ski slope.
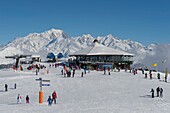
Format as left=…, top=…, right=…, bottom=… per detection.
left=0, top=66, right=170, bottom=113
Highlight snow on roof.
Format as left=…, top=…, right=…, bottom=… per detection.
left=70, top=43, right=133, bottom=56
left=31, top=55, right=40, bottom=58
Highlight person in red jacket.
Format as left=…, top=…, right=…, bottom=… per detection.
left=52, top=91, right=57, bottom=104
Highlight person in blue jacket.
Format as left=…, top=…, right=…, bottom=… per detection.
left=47, top=96, right=53, bottom=106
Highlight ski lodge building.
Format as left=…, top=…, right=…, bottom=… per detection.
left=69, top=40, right=134, bottom=70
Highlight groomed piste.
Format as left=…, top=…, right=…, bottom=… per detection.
left=0, top=64, right=169, bottom=113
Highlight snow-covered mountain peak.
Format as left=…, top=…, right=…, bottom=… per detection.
left=82, top=34, right=93, bottom=38
left=1, top=28, right=170, bottom=71
left=44, top=28, right=63, bottom=36
left=41, top=28, right=69, bottom=39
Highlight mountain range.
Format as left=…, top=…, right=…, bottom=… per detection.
left=0, top=28, right=169, bottom=71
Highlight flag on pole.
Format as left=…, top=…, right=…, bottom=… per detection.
left=152, top=63, right=157, bottom=67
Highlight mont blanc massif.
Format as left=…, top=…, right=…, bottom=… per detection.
left=0, top=29, right=169, bottom=71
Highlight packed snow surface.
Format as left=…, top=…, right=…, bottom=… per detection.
left=0, top=65, right=170, bottom=113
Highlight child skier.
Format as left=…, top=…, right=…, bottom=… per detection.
left=47, top=96, right=53, bottom=106
left=17, top=94, right=22, bottom=104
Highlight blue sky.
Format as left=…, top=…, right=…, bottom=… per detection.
left=0, top=0, right=170, bottom=46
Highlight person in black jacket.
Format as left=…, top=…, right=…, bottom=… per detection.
left=156, top=87, right=160, bottom=97
left=150, top=88, right=154, bottom=98
left=160, top=88, right=163, bottom=98
left=5, top=84, right=8, bottom=91
left=26, top=95, right=29, bottom=103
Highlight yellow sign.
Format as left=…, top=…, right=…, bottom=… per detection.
left=152, top=63, right=157, bottom=67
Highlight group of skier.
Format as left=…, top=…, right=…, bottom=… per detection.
left=4, top=83, right=17, bottom=92
left=134, top=68, right=169, bottom=83
left=150, top=87, right=163, bottom=98
left=47, top=91, right=57, bottom=106
left=17, top=94, right=30, bottom=104
left=103, top=67, right=111, bottom=75
left=61, top=67, right=88, bottom=78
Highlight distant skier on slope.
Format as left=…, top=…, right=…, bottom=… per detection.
left=26, top=95, right=29, bottom=103
left=150, top=88, right=154, bottom=98
left=5, top=84, right=8, bottom=91
left=156, top=87, right=160, bottom=97
left=14, top=83, right=16, bottom=89
left=81, top=72, right=84, bottom=77
left=145, top=73, right=147, bottom=78
left=142, top=69, right=144, bottom=74
left=72, top=69, right=75, bottom=77
left=104, top=67, right=106, bottom=75
left=108, top=67, right=110, bottom=75
left=157, top=73, right=160, bottom=79
left=17, top=94, right=22, bottom=104
left=160, top=88, right=163, bottom=98
left=150, top=73, right=152, bottom=79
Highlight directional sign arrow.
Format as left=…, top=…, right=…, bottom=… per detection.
left=36, top=78, right=42, bottom=81
left=42, top=80, right=50, bottom=82
left=36, top=79, right=41, bottom=81
left=41, top=84, right=50, bottom=86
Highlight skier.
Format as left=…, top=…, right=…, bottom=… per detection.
left=20, top=65, right=23, bottom=71
left=150, top=73, right=152, bottom=79
left=145, top=73, right=147, bottom=78
left=26, top=95, right=29, bottom=103
left=108, top=67, right=110, bottom=75
left=157, top=73, right=160, bottom=79
left=72, top=69, right=75, bottom=77
left=165, top=69, right=168, bottom=82
left=84, top=68, right=86, bottom=74
left=150, top=88, right=154, bottom=98
left=36, top=69, right=38, bottom=75
left=135, top=69, right=138, bottom=74
left=52, top=91, right=57, bottom=104
left=104, top=67, right=106, bottom=75
left=160, top=88, right=163, bottom=98
left=156, top=87, right=160, bottom=97
left=133, top=69, right=136, bottom=75
left=5, top=84, right=8, bottom=91
left=118, top=67, right=120, bottom=72
left=14, top=83, right=17, bottom=89
left=81, top=72, right=84, bottom=77
left=17, top=94, right=22, bottom=104
left=47, top=96, right=53, bottom=106
left=61, top=69, right=63, bottom=75
left=142, top=69, right=144, bottom=74
left=149, top=70, right=152, bottom=75
left=129, top=68, right=132, bottom=73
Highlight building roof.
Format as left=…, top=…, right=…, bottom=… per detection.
left=31, top=55, right=40, bottom=58
left=70, top=43, right=133, bottom=56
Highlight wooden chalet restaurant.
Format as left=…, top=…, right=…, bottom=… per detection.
left=69, top=40, right=134, bottom=71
